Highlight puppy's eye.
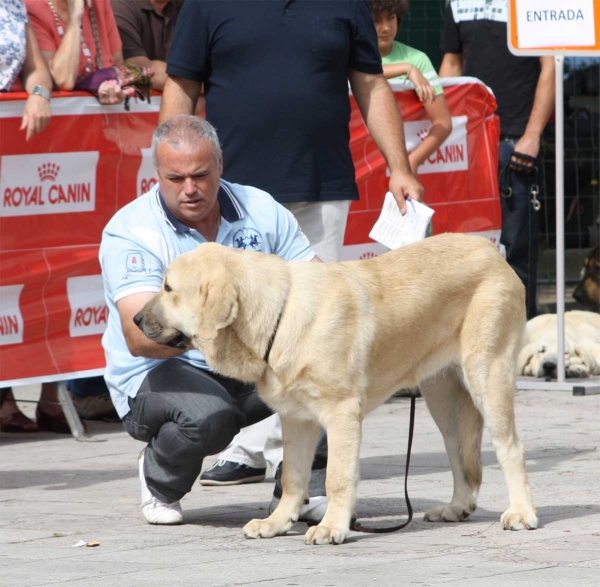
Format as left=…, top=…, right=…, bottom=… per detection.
left=539, top=345, right=545, bottom=353
left=164, top=283, right=172, bottom=292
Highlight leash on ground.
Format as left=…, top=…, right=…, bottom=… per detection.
left=350, top=395, right=415, bottom=534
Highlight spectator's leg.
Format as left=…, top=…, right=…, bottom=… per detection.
left=283, top=200, right=351, bottom=262
left=499, top=138, right=540, bottom=319
left=0, top=387, right=38, bottom=433
left=216, top=415, right=279, bottom=470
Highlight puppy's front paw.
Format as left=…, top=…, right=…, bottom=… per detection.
left=304, top=523, right=349, bottom=545
left=501, top=508, right=538, bottom=530
left=243, top=515, right=296, bottom=539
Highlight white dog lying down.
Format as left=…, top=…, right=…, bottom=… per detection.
left=136, top=234, right=538, bottom=545
left=518, top=311, right=600, bottom=378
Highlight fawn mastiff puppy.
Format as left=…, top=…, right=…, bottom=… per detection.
left=136, top=233, right=538, bottom=545
left=518, top=310, right=600, bottom=378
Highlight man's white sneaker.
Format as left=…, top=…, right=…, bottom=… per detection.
left=139, top=449, right=183, bottom=525
left=141, top=496, right=184, bottom=525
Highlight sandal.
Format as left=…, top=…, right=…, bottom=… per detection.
left=0, top=409, right=39, bottom=433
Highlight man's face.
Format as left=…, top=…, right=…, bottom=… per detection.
left=372, top=12, right=398, bottom=56
left=155, top=139, right=222, bottom=228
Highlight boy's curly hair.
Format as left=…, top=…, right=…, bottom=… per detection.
left=367, top=0, right=409, bottom=21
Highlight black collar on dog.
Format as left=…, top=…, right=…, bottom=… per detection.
left=264, top=300, right=286, bottom=364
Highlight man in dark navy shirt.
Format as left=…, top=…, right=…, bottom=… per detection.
left=440, top=0, right=555, bottom=319
left=160, top=0, right=421, bottom=223
left=159, top=0, right=422, bottom=525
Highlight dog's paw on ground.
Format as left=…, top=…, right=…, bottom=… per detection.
left=243, top=516, right=295, bottom=539
left=501, top=508, right=538, bottom=530
left=424, top=500, right=477, bottom=523
left=304, top=523, right=349, bottom=545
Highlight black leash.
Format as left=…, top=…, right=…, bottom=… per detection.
left=351, top=395, right=416, bottom=534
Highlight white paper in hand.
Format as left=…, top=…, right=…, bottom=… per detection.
left=369, top=192, right=434, bottom=250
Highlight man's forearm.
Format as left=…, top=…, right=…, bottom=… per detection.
left=158, top=76, right=202, bottom=124
left=351, top=73, right=411, bottom=174
left=523, top=57, right=555, bottom=139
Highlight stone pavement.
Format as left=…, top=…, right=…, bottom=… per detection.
left=1, top=387, right=599, bottom=587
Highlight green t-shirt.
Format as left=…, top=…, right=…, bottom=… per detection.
left=381, top=41, right=443, bottom=96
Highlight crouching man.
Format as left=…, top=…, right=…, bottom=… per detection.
left=100, top=115, right=326, bottom=524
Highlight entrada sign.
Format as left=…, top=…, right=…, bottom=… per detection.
left=508, top=0, right=600, bottom=55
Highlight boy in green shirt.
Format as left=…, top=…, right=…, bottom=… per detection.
left=368, top=0, right=452, bottom=176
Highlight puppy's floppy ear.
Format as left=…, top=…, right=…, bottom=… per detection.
left=197, top=278, right=239, bottom=340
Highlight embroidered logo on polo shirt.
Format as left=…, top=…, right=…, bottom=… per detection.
left=126, top=252, right=147, bottom=274
left=233, top=228, right=263, bottom=251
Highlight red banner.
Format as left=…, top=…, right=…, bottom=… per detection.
left=0, top=79, right=500, bottom=385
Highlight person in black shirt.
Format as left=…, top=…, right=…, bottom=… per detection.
left=160, top=1, right=422, bottom=222
left=440, top=0, right=555, bottom=319
left=159, top=0, right=423, bottom=516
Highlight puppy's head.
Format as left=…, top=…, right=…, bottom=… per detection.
left=573, top=246, right=600, bottom=311
left=134, top=245, right=239, bottom=349
left=518, top=338, right=592, bottom=379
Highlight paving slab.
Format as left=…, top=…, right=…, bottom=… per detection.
left=1, top=388, right=598, bottom=586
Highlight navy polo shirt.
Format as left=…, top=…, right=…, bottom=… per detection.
left=166, top=0, right=383, bottom=203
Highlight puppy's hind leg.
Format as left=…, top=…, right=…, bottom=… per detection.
left=421, top=369, right=483, bottom=524
left=243, top=416, right=319, bottom=539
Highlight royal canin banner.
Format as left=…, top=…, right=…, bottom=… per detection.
left=0, top=79, right=500, bottom=385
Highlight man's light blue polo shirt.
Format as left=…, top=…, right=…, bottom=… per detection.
left=100, top=180, right=315, bottom=418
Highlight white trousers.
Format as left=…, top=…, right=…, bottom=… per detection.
left=218, top=200, right=351, bottom=472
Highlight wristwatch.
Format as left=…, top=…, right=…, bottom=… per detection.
left=30, top=85, right=51, bottom=101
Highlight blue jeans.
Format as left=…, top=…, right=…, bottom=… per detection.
left=499, top=138, right=542, bottom=319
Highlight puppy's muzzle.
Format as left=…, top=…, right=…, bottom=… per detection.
left=133, top=311, right=191, bottom=349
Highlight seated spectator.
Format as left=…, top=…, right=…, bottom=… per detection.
left=368, top=0, right=452, bottom=176
left=0, top=0, right=52, bottom=140
left=25, top=0, right=151, bottom=106
left=110, top=0, right=181, bottom=92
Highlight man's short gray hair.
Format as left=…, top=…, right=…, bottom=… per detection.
left=151, top=115, right=222, bottom=168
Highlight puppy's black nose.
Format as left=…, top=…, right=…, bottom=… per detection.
left=133, top=313, right=144, bottom=329
left=543, top=360, right=556, bottom=374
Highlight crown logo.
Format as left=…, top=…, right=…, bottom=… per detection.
left=38, top=163, right=60, bottom=182
left=417, top=128, right=429, bottom=142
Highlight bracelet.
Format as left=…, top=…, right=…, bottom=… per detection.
left=30, top=85, right=51, bottom=101
left=406, top=64, right=413, bottom=81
